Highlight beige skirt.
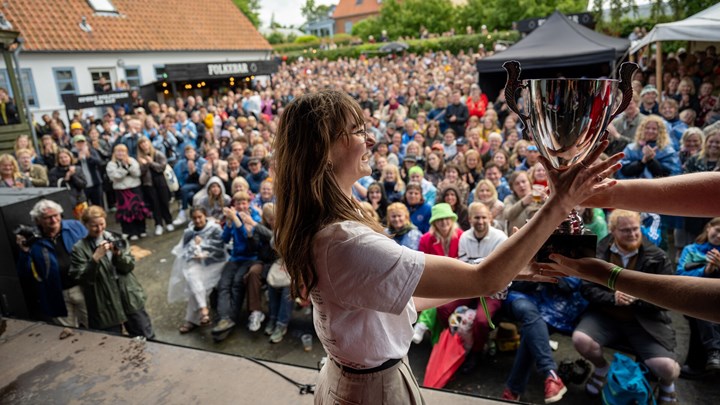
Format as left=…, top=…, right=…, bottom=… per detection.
left=315, top=357, right=424, bottom=405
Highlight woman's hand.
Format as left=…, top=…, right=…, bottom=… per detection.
left=93, top=241, right=112, bottom=262
left=514, top=263, right=559, bottom=284
left=705, top=249, right=720, bottom=275
left=641, top=145, right=656, bottom=163
left=222, top=206, right=235, bottom=219
left=540, top=140, right=623, bottom=213
left=538, top=254, right=616, bottom=283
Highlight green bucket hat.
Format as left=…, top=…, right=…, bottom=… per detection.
left=408, top=166, right=424, bottom=177
left=429, top=203, right=458, bottom=224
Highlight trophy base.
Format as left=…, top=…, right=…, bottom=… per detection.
left=535, top=232, right=597, bottom=263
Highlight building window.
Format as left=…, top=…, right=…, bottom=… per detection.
left=53, top=67, right=78, bottom=103
left=89, top=68, right=115, bottom=92
left=356, top=0, right=363, bottom=4
left=0, top=69, right=38, bottom=107
left=125, top=66, right=141, bottom=89
left=154, top=65, right=167, bottom=80
left=87, top=0, right=117, bottom=13
left=345, top=21, right=353, bottom=33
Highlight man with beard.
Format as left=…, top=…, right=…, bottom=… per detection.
left=452, top=203, right=507, bottom=372
left=572, top=210, right=680, bottom=405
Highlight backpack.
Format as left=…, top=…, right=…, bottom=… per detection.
left=602, top=353, right=656, bottom=405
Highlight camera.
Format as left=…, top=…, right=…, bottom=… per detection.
left=14, top=225, right=41, bottom=248
left=103, top=230, right=128, bottom=251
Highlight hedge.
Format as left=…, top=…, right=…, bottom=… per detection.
left=279, top=31, right=520, bottom=62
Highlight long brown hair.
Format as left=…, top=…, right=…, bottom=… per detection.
left=696, top=217, right=720, bottom=244
left=274, top=90, right=381, bottom=300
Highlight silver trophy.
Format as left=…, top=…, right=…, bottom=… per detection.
left=503, top=60, right=637, bottom=261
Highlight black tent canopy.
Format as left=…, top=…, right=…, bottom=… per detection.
left=476, top=11, right=630, bottom=100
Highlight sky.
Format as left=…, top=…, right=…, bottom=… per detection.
left=259, top=0, right=337, bottom=29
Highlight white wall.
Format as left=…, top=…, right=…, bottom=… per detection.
left=8, top=50, right=270, bottom=123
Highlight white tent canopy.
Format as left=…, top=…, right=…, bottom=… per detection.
left=630, top=3, right=720, bottom=53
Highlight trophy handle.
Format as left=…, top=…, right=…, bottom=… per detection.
left=503, top=61, right=530, bottom=130
left=608, top=62, right=639, bottom=122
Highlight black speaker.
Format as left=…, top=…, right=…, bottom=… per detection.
left=0, top=188, right=75, bottom=317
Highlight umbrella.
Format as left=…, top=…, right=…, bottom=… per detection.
left=379, top=41, right=409, bottom=53
left=422, top=328, right=466, bottom=389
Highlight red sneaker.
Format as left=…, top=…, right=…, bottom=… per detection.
left=544, top=373, right=567, bottom=403
left=502, top=387, right=520, bottom=402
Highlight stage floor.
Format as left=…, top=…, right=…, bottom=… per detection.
left=0, top=319, right=503, bottom=404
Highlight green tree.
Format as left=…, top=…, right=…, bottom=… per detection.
left=456, top=0, right=586, bottom=32
left=265, top=31, right=286, bottom=45
left=351, top=17, right=382, bottom=41
left=666, top=0, right=717, bottom=19
left=302, top=0, right=332, bottom=23
left=232, top=0, right=261, bottom=28
left=269, top=13, right=283, bottom=29
left=374, top=0, right=456, bottom=39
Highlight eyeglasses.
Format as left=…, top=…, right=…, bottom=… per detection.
left=350, top=127, right=371, bottom=142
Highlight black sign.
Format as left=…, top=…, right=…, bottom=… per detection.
left=164, top=60, right=279, bottom=81
left=516, top=12, right=594, bottom=34
left=61, top=91, right=132, bottom=110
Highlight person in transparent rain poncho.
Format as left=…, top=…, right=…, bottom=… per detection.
left=168, top=206, right=227, bottom=333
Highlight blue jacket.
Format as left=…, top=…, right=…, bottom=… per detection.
left=677, top=242, right=719, bottom=278
left=506, top=277, right=588, bottom=333
left=408, top=202, right=432, bottom=234
left=245, top=170, right=269, bottom=194
left=174, top=157, right=206, bottom=187
left=114, top=133, right=144, bottom=159
left=664, top=118, right=687, bottom=151
left=222, top=210, right=262, bottom=262
left=619, top=142, right=681, bottom=179
left=17, top=220, right=88, bottom=317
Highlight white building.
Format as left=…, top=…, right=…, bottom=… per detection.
left=1, top=0, right=273, bottom=123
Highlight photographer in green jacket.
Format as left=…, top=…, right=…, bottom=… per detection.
left=70, top=205, right=154, bottom=338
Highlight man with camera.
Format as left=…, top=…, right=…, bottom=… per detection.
left=16, top=200, right=88, bottom=327
left=69, top=205, right=154, bottom=338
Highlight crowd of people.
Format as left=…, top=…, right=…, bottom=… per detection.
left=7, top=43, right=720, bottom=404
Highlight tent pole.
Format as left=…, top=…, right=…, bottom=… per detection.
left=655, top=41, right=663, bottom=96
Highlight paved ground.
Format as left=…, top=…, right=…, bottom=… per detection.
left=119, top=214, right=720, bottom=404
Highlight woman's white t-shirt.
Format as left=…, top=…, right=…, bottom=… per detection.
left=312, top=220, right=425, bottom=369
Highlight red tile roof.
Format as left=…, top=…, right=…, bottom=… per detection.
left=3, top=0, right=271, bottom=52
left=333, top=0, right=382, bottom=19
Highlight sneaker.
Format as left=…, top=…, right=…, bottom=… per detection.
left=172, top=210, right=187, bottom=226
left=269, top=324, right=288, bottom=343
left=706, top=350, right=720, bottom=371
left=140, top=232, right=148, bottom=238
left=544, top=372, right=567, bottom=403
left=654, top=386, right=679, bottom=405
left=129, top=235, right=139, bottom=241
left=155, top=225, right=164, bottom=236
left=412, top=322, right=428, bottom=344
left=212, top=318, right=235, bottom=334
left=165, top=224, right=175, bottom=232
left=501, top=387, right=520, bottom=401
left=248, top=311, right=265, bottom=332
left=264, top=319, right=276, bottom=336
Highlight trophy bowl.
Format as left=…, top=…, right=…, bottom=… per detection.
left=503, top=60, right=637, bottom=261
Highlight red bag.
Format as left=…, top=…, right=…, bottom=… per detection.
left=422, top=328, right=466, bottom=389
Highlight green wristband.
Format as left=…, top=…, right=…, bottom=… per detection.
left=607, top=265, right=623, bottom=290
